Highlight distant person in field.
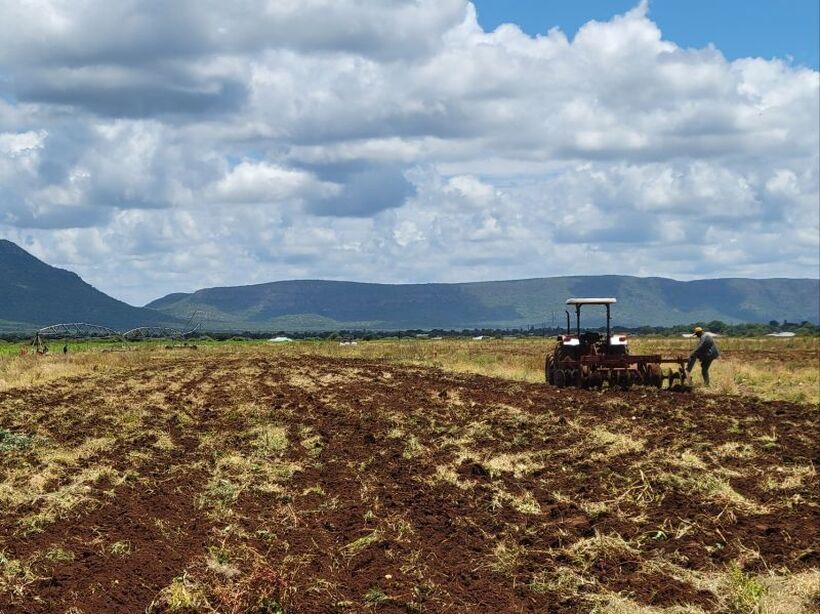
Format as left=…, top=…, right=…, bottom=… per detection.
left=63, top=343, right=68, bottom=355
left=686, top=326, right=719, bottom=386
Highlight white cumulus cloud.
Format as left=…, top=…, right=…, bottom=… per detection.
left=0, top=0, right=816, bottom=305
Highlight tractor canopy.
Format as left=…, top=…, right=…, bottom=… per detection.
left=564, top=297, right=617, bottom=338
left=566, top=298, right=616, bottom=305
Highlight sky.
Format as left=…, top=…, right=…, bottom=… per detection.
left=473, top=1, right=820, bottom=69
left=0, top=1, right=818, bottom=306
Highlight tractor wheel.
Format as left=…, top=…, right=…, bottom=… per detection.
left=554, top=368, right=566, bottom=388
left=545, top=356, right=554, bottom=384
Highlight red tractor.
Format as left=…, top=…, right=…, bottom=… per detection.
left=545, top=298, right=690, bottom=390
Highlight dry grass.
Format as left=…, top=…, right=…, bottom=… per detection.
left=271, top=336, right=819, bottom=405
left=1, top=336, right=816, bottom=404
left=0, top=346, right=157, bottom=391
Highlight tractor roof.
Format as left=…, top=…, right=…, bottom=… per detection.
left=566, top=298, right=617, bottom=305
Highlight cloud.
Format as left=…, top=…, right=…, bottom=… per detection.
left=16, top=69, right=248, bottom=118
left=0, top=0, right=468, bottom=65
left=208, top=161, right=337, bottom=205
left=0, top=1, right=816, bottom=304
left=306, top=163, right=416, bottom=217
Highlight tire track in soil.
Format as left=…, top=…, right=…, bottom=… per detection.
left=235, top=356, right=816, bottom=611
left=0, top=359, right=228, bottom=613
left=230, top=394, right=569, bottom=611
left=3, top=466, right=209, bottom=613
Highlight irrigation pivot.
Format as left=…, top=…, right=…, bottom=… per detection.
left=30, top=320, right=201, bottom=353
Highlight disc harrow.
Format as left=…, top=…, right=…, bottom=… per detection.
left=546, top=355, right=690, bottom=391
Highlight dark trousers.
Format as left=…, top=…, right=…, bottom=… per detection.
left=687, top=356, right=714, bottom=385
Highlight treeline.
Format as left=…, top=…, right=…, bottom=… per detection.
left=615, top=319, right=818, bottom=337
left=189, top=319, right=819, bottom=341
left=1, top=319, right=817, bottom=343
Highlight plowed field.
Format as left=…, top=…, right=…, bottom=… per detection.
left=0, top=351, right=817, bottom=612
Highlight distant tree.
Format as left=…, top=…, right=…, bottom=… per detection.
left=706, top=320, right=727, bottom=333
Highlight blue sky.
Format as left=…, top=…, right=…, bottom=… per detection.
left=474, top=0, right=820, bottom=69
left=0, top=1, right=817, bottom=304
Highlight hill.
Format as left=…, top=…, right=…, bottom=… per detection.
left=0, top=240, right=177, bottom=331
left=3, top=238, right=815, bottom=332
left=147, top=276, right=820, bottom=330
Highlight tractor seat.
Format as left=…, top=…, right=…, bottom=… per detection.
left=580, top=331, right=602, bottom=344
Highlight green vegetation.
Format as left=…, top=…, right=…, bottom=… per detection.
left=0, top=429, right=35, bottom=452
left=729, top=562, right=767, bottom=613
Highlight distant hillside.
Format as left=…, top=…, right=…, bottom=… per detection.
left=0, top=240, right=178, bottom=331
left=147, top=276, right=820, bottom=330
left=3, top=238, right=815, bottom=333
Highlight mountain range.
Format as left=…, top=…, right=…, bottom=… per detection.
left=1, top=239, right=818, bottom=331
left=0, top=240, right=177, bottom=332
left=147, top=276, right=820, bottom=330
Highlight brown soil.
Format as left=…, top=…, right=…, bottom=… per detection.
left=0, top=352, right=817, bottom=613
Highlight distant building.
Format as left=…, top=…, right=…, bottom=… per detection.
left=268, top=336, right=293, bottom=343
left=766, top=331, right=796, bottom=337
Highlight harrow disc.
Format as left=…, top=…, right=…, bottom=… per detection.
left=590, top=370, right=603, bottom=389
left=579, top=365, right=591, bottom=389
left=674, top=368, right=692, bottom=392
left=646, top=364, right=663, bottom=388
left=662, top=367, right=692, bottom=392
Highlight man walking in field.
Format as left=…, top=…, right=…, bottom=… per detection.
left=687, top=327, right=720, bottom=386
